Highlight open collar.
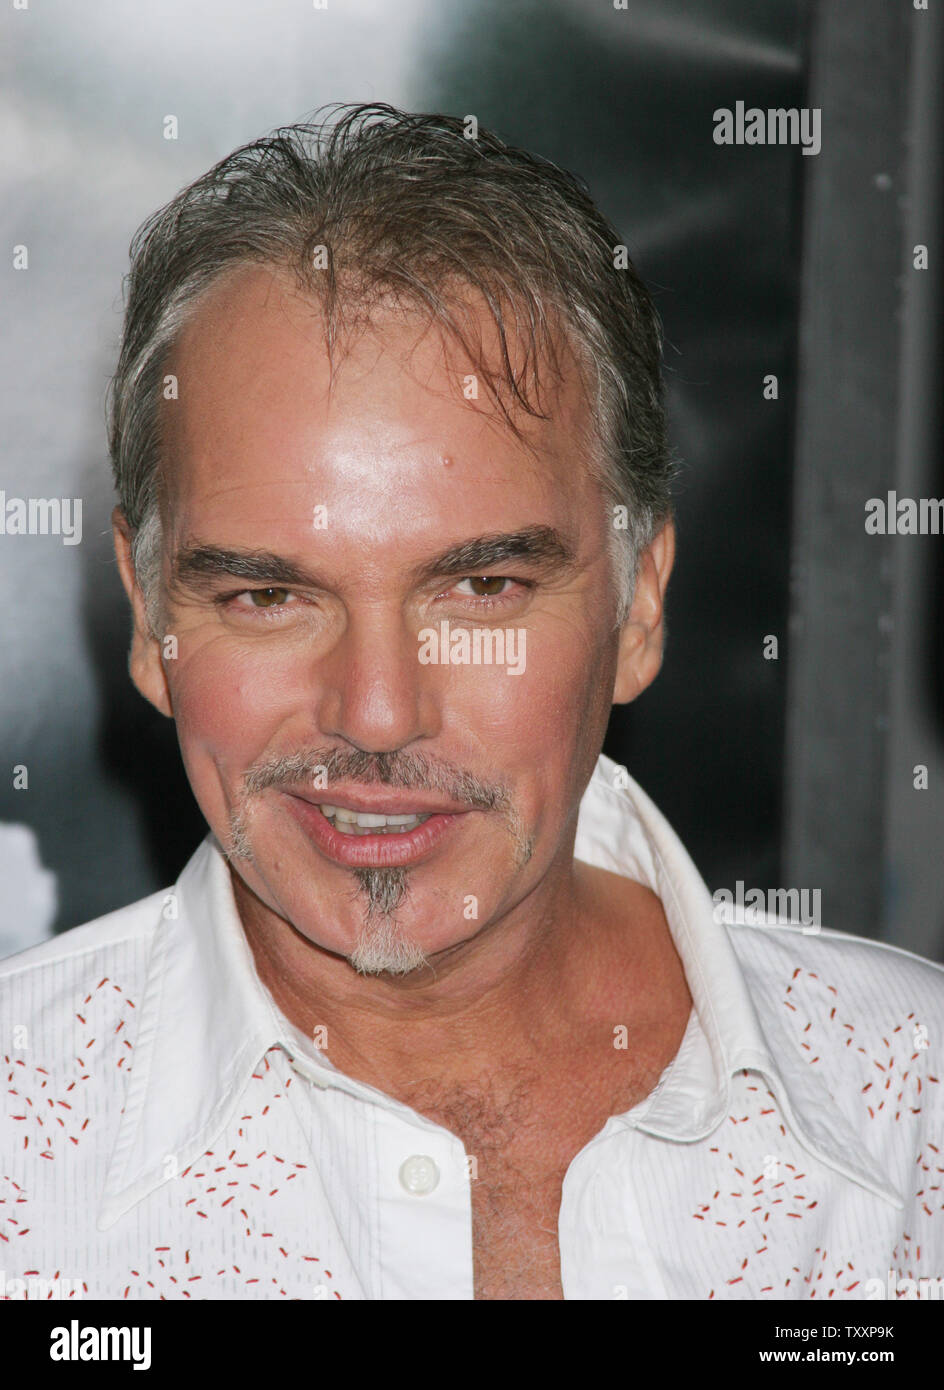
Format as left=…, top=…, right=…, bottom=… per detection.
left=98, top=755, right=903, bottom=1230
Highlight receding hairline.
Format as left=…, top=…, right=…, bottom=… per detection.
left=158, top=253, right=596, bottom=419
left=151, top=254, right=608, bottom=504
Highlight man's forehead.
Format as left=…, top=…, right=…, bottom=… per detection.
left=163, top=261, right=591, bottom=452
left=155, top=263, right=601, bottom=580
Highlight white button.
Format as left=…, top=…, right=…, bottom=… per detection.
left=399, top=1154, right=440, bottom=1195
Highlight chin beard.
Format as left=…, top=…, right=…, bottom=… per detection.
left=347, top=866, right=430, bottom=976
left=225, top=810, right=427, bottom=975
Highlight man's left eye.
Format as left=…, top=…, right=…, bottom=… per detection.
left=455, top=577, right=513, bottom=598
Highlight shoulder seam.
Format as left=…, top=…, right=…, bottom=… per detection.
left=0, top=902, right=162, bottom=982
left=727, top=920, right=944, bottom=975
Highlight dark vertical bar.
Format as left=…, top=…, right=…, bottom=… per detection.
left=884, top=0, right=944, bottom=959
left=783, top=0, right=911, bottom=935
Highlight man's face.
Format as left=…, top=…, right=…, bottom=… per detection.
left=119, top=264, right=655, bottom=975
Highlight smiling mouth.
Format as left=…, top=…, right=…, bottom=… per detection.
left=316, top=804, right=435, bottom=836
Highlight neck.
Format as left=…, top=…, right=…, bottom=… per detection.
left=232, top=855, right=640, bottom=1096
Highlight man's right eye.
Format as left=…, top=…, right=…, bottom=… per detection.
left=222, top=587, right=298, bottom=611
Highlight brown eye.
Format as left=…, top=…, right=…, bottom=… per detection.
left=466, top=576, right=508, bottom=596
left=250, top=587, right=290, bottom=607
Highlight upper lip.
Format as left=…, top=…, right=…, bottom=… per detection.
left=282, top=787, right=473, bottom=816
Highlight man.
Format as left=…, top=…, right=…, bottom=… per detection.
left=2, top=102, right=942, bottom=1303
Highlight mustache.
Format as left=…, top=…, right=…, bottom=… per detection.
left=242, top=746, right=510, bottom=813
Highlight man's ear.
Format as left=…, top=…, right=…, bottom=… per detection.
left=612, top=518, right=676, bottom=705
left=112, top=507, right=174, bottom=718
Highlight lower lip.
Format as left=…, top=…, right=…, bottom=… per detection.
left=281, top=793, right=466, bottom=867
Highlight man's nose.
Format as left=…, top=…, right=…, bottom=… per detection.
left=313, top=606, right=441, bottom=752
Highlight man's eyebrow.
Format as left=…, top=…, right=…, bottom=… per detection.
left=171, top=525, right=577, bottom=594
left=411, top=526, right=577, bottom=584
left=172, top=545, right=321, bottom=589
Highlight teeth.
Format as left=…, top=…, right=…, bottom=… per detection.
left=318, top=804, right=433, bottom=835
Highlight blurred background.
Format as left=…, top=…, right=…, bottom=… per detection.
left=1, top=0, right=941, bottom=959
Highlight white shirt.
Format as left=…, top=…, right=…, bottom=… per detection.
left=2, top=754, right=943, bottom=1301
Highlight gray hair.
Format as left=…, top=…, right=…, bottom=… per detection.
left=107, top=102, right=674, bottom=634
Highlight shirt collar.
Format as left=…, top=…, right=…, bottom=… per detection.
left=98, top=754, right=903, bottom=1230
left=574, top=756, right=903, bottom=1208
